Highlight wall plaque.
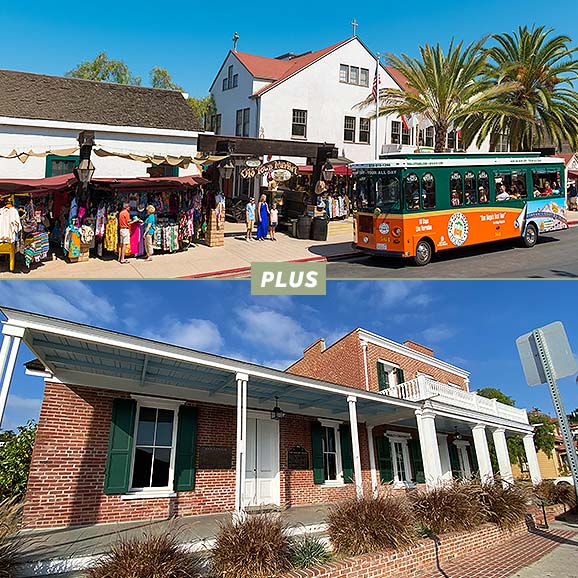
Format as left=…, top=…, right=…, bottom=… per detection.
left=198, top=446, right=233, bottom=469
left=288, top=446, right=309, bottom=470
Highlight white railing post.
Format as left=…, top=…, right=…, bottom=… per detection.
left=347, top=396, right=363, bottom=498
left=417, top=375, right=428, bottom=400
left=234, top=372, right=249, bottom=522
left=0, top=325, right=25, bottom=429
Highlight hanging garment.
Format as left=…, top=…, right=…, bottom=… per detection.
left=0, top=206, right=22, bottom=242
left=95, top=205, right=106, bottom=239
left=104, top=215, right=118, bottom=253
left=23, top=231, right=50, bottom=268
left=68, top=227, right=81, bottom=258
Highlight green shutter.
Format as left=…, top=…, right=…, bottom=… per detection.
left=396, top=367, right=405, bottom=384
left=311, top=421, right=325, bottom=485
left=466, top=445, right=478, bottom=476
left=174, top=405, right=198, bottom=492
left=448, top=442, right=461, bottom=478
left=409, top=438, right=425, bottom=483
left=104, top=398, right=137, bottom=495
left=340, top=425, right=354, bottom=484
left=375, top=435, right=393, bottom=483
left=377, top=363, right=389, bottom=390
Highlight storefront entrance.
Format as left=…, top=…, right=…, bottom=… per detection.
left=243, top=413, right=280, bottom=508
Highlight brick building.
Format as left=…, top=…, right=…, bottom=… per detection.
left=0, top=309, right=541, bottom=530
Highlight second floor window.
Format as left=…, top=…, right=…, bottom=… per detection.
left=236, top=108, right=250, bottom=137
left=292, top=109, right=307, bottom=138
left=223, top=65, right=238, bottom=91
left=391, top=121, right=401, bottom=144
left=425, top=126, right=434, bottom=148
left=359, top=118, right=370, bottom=144
left=377, top=361, right=405, bottom=390
left=344, top=116, right=356, bottom=142
left=339, top=64, right=370, bottom=87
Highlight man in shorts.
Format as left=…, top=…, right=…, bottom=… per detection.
left=246, top=196, right=256, bottom=241
left=118, top=202, right=133, bottom=263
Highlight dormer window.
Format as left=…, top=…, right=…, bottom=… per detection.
left=339, top=64, right=369, bottom=87
left=223, top=65, right=238, bottom=91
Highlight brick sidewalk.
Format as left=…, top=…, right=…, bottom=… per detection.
left=418, top=528, right=576, bottom=578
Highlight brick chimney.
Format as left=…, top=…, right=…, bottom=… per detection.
left=303, top=338, right=326, bottom=356
left=404, top=340, right=434, bottom=357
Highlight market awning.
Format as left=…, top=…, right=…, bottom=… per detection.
left=298, top=165, right=352, bottom=176
left=569, top=170, right=578, bottom=180
left=93, top=149, right=227, bottom=169
left=91, top=175, right=208, bottom=191
left=0, top=173, right=77, bottom=195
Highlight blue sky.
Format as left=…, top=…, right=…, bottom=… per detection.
left=1, top=1, right=575, bottom=97
left=1, top=280, right=577, bottom=430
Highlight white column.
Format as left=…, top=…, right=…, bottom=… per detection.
left=415, top=407, right=443, bottom=488
left=472, top=424, right=494, bottom=484
left=347, top=396, right=363, bottom=497
left=360, top=340, right=369, bottom=391
left=523, top=433, right=542, bottom=485
left=234, top=372, right=249, bottom=522
left=367, top=424, right=378, bottom=496
left=492, top=427, right=514, bottom=486
left=0, top=325, right=24, bottom=429
left=437, top=433, right=453, bottom=482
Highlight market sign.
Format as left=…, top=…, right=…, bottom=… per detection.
left=245, top=158, right=262, bottom=168
left=240, top=159, right=299, bottom=179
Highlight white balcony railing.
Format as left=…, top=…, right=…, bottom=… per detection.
left=380, top=377, right=529, bottom=425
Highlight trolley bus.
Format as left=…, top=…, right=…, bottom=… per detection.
left=350, top=153, right=567, bottom=265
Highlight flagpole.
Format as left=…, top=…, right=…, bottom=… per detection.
left=375, top=52, right=380, bottom=160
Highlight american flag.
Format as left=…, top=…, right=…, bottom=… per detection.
left=372, top=64, right=380, bottom=102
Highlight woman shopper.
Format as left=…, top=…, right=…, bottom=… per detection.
left=143, top=205, right=156, bottom=261
left=256, top=194, right=269, bottom=241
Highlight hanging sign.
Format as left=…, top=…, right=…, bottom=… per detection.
left=240, top=160, right=299, bottom=179
left=245, top=158, right=262, bottom=168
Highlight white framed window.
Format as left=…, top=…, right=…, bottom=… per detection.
left=425, top=126, right=434, bottom=147
left=359, top=118, right=370, bottom=144
left=339, top=64, right=369, bottom=86
left=292, top=109, right=307, bottom=138
left=385, top=431, right=413, bottom=486
left=339, top=64, right=349, bottom=83
left=127, top=396, right=184, bottom=498
left=344, top=116, right=356, bottom=143
left=350, top=66, right=359, bottom=85
left=360, top=68, right=369, bottom=87
left=391, top=121, right=401, bottom=144
left=223, top=65, right=236, bottom=91
left=453, top=440, right=472, bottom=478
left=319, top=419, right=344, bottom=485
left=377, top=360, right=405, bottom=391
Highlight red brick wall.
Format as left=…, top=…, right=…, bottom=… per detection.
left=23, top=382, right=376, bottom=529
left=280, top=522, right=528, bottom=578
left=288, top=331, right=468, bottom=393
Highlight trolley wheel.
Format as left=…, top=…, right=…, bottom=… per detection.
left=522, top=223, right=538, bottom=248
left=413, top=239, right=433, bottom=266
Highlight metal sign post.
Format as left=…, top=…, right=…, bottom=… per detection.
left=516, top=322, right=578, bottom=501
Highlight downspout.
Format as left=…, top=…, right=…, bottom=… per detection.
left=361, top=339, right=369, bottom=391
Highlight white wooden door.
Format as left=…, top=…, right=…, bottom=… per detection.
left=243, top=416, right=279, bottom=507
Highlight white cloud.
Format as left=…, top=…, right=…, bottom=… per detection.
left=234, top=306, right=315, bottom=357
left=0, top=281, right=116, bottom=325
left=2, top=395, right=42, bottom=431
left=420, top=324, right=457, bottom=344
left=144, top=318, right=224, bottom=353
left=335, top=281, right=432, bottom=310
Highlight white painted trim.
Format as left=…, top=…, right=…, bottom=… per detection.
left=358, top=329, right=470, bottom=379
left=130, top=394, right=186, bottom=410
left=384, top=431, right=412, bottom=440
left=121, top=490, right=176, bottom=500
left=318, top=418, right=343, bottom=428
left=0, top=115, right=202, bottom=139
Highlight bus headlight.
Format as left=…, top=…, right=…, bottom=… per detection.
left=392, top=227, right=402, bottom=237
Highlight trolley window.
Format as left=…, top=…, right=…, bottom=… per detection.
left=450, top=171, right=463, bottom=207
left=464, top=171, right=476, bottom=204
left=478, top=170, right=489, bottom=204
left=404, top=173, right=420, bottom=211
left=422, top=173, right=436, bottom=209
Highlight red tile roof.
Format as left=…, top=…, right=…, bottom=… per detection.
left=234, top=39, right=352, bottom=97
left=385, top=66, right=411, bottom=92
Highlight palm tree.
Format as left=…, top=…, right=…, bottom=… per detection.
left=359, top=39, right=524, bottom=152
left=468, top=26, right=578, bottom=152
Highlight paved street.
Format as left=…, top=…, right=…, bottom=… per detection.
left=327, top=225, right=578, bottom=279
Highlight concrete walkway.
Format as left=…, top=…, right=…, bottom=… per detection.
left=0, top=220, right=355, bottom=280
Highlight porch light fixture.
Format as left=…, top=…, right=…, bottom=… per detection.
left=270, top=397, right=285, bottom=421
left=74, top=158, right=96, bottom=186
left=219, top=158, right=235, bottom=180
left=322, top=160, right=335, bottom=182
left=454, top=426, right=462, bottom=440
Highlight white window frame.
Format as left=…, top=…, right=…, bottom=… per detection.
left=292, top=109, right=307, bottom=139
left=359, top=118, right=370, bottom=144
left=453, top=440, right=472, bottom=479
left=318, top=418, right=345, bottom=487
left=384, top=431, right=414, bottom=488
left=124, top=395, right=185, bottom=500
left=377, top=360, right=401, bottom=389
left=391, top=121, right=401, bottom=144
left=344, top=116, right=356, bottom=143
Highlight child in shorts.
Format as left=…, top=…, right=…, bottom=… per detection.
left=269, top=203, right=278, bottom=241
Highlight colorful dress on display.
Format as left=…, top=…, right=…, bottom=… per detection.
left=256, top=202, right=269, bottom=239
left=104, top=215, right=118, bottom=252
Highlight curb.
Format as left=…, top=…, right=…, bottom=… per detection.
left=179, top=251, right=360, bottom=279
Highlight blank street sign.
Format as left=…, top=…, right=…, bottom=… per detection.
left=516, top=321, right=577, bottom=386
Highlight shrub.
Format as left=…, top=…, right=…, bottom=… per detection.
left=0, top=499, right=22, bottom=578
left=0, top=422, right=36, bottom=501
left=476, top=482, right=530, bottom=529
left=211, top=514, right=292, bottom=578
left=553, top=483, right=577, bottom=509
left=410, top=481, right=487, bottom=535
left=533, top=480, right=558, bottom=505
left=290, top=534, right=332, bottom=568
left=327, top=492, right=417, bottom=556
left=85, top=534, right=202, bottom=578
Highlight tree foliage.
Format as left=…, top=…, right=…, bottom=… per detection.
left=188, top=94, right=217, bottom=129
left=149, top=67, right=183, bottom=91
left=0, top=422, right=36, bottom=501
left=476, top=387, right=515, bottom=407
left=65, top=52, right=142, bottom=85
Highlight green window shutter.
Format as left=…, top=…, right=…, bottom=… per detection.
left=340, top=425, right=354, bottom=484
left=377, top=363, right=389, bottom=390
left=375, top=435, right=393, bottom=483
left=448, top=442, right=461, bottom=478
left=311, top=421, right=325, bottom=485
left=466, top=445, right=478, bottom=475
left=409, top=438, right=425, bottom=483
left=174, top=405, right=198, bottom=492
left=396, top=367, right=405, bottom=384
left=104, top=398, right=137, bottom=495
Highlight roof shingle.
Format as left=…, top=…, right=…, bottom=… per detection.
left=0, top=69, right=203, bottom=132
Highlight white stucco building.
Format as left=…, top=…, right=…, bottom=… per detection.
left=0, top=70, right=205, bottom=179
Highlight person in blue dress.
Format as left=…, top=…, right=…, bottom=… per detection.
left=256, top=194, right=270, bottom=240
